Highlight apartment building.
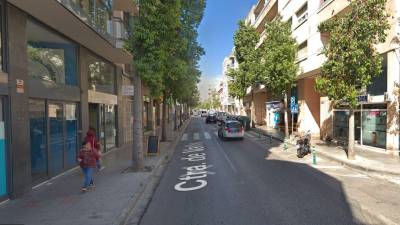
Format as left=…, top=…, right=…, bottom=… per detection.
left=219, top=52, right=241, bottom=114
left=242, top=0, right=400, bottom=154
left=0, top=0, right=142, bottom=201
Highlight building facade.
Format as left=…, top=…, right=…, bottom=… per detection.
left=240, top=0, right=400, bottom=154
left=0, top=0, right=141, bottom=201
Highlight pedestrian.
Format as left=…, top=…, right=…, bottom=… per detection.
left=77, top=141, right=99, bottom=192
left=85, top=127, right=105, bottom=171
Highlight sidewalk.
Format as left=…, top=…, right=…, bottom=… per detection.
left=252, top=125, right=400, bottom=178
left=0, top=120, right=188, bottom=225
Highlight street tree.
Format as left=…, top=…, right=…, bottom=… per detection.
left=260, top=18, right=298, bottom=138
left=125, top=0, right=166, bottom=171
left=227, top=20, right=261, bottom=99
left=315, top=0, right=389, bottom=159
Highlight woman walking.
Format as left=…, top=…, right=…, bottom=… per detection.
left=78, top=141, right=100, bottom=192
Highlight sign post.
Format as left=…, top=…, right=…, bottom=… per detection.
left=290, top=97, right=298, bottom=138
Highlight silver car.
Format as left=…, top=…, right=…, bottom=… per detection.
left=218, top=120, right=244, bottom=141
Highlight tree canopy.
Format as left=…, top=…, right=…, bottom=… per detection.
left=260, top=18, right=298, bottom=96
left=125, top=0, right=205, bottom=103
left=315, top=0, right=389, bottom=108
left=228, top=20, right=261, bottom=99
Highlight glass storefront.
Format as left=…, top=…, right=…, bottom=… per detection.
left=87, top=54, right=115, bottom=94
left=30, top=100, right=47, bottom=183
left=27, top=20, right=77, bottom=86
left=30, top=100, right=79, bottom=182
left=362, top=110, right=387, bottom=149
left=333, top=105, right=387, bottom=149
left=0, top=99, right=6, bottom=197
left=89, top=103, right=116, bottom=152
left=105, top=105, right=116, bottom=150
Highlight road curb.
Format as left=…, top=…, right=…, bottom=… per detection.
left=251, top=128, right=400, bottom=178
left=114, top=118, right=191, bottom=225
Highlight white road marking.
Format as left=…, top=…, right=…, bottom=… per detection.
left=214, top=131, right=218, bottom=136
left=181, top=133, right=188, bottom=141
left=214, top=139, right=238, bottom=173
left=193, top=133, right=200, bottom=141
left=328, top=173, right=369, bottom=179
left=204, top=132, right=211, bottom=139
left=245, top=132, right=256, bottom=138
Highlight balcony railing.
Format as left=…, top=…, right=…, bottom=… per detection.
left=58, top=0, right=117, bottom=45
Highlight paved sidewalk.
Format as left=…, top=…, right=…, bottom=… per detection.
left=0, top=120, right=187, bottom=225
left=252, top=125, right=400, bottom=178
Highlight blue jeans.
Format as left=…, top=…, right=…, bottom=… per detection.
left=82, top=167, right=93, bottom=188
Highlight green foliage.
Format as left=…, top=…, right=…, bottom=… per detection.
left=125, top=0, right=205, bottom=102
left=315, top=0, right=389, bottom=108
left=228, top=20, right=261, bottom=99
left=260, top=18, right=298, bottom=95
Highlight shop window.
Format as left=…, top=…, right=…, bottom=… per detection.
left=333, top=111, right=349, bottom=141
left=29, top=100, right=47, bottom=183
left=105, top=105, right=116, bottom=150
left=27, top=20, right=77, bottom=86
left=87, top=54, right=115, bottom=94
left=362, top=110, right=386, bottom=148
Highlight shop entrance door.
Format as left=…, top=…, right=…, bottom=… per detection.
left=48, top=103, right=64, bottom=176
left=89, top=103, right=105, bottom=152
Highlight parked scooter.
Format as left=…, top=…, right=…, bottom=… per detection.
left=296, top=130, right=311, bottom=158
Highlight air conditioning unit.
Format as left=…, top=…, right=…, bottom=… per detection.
left=384, top=92, right=392, bottom=102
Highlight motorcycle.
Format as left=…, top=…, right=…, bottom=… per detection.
left=296, top=130, right=311, bottom=158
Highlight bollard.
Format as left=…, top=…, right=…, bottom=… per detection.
left=312, top=146, right=317, bottom=165
left=283, top=139, right=288, bottom=151
left=269, top=135, right=272, bottom=144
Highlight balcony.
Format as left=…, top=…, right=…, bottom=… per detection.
left=58, top=0, right=116, bottom=45
left=254, top=0, right=278, bottom=34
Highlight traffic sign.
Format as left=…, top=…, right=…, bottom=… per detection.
left=291, top=104, right=298, bottom=114
left=290, top=96, right=296, bottom=106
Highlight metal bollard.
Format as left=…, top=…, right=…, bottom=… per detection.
left=283, top=139, right=288, bottom=151
left=312, top=146, right=317, bottom=165
left=269, top=135, right=272, bottom=144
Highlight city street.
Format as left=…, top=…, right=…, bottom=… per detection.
left=137, top=117, right=367, bottom=225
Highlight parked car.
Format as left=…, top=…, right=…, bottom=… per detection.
left=206, top=112, right=217, bottom=123
left=218, top=120, right=244, bottom=140
left=201, top=110, right=207, bottom=117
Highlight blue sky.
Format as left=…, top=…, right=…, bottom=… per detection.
left=198, top=0, right=257, bottom=79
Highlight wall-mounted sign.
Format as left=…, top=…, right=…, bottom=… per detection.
left=122, top=85, right=134, bottom=96
left=357, top=95, right=369, bottom=103
left=16, top=79, right=24, bottom=94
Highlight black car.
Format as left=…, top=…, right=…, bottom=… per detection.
left=206, top=113, right=217, bottom=123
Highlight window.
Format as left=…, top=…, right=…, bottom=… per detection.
left=296, top=3, right=308, bottom=25
left=87, top=54, right=115, bottom=94
left=27, top=20, right=78, bottom=86
left=297, top=41, right=308, bottom=60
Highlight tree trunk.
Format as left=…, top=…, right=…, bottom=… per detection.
left=174, top=100, right=177, bottom=131
left=284, top=90, right=289, bottom=138
left=251, top=90, right=256, bottom=128
left=132, top=73, right=144, bottom=170
left=161, top=93, right=168, bottom=142
left=347, top=109, right=355, bottom=160
left=149, top=97, right=156, bottom=136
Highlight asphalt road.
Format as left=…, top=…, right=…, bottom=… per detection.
left=139, top=117, right=361, bottom=225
